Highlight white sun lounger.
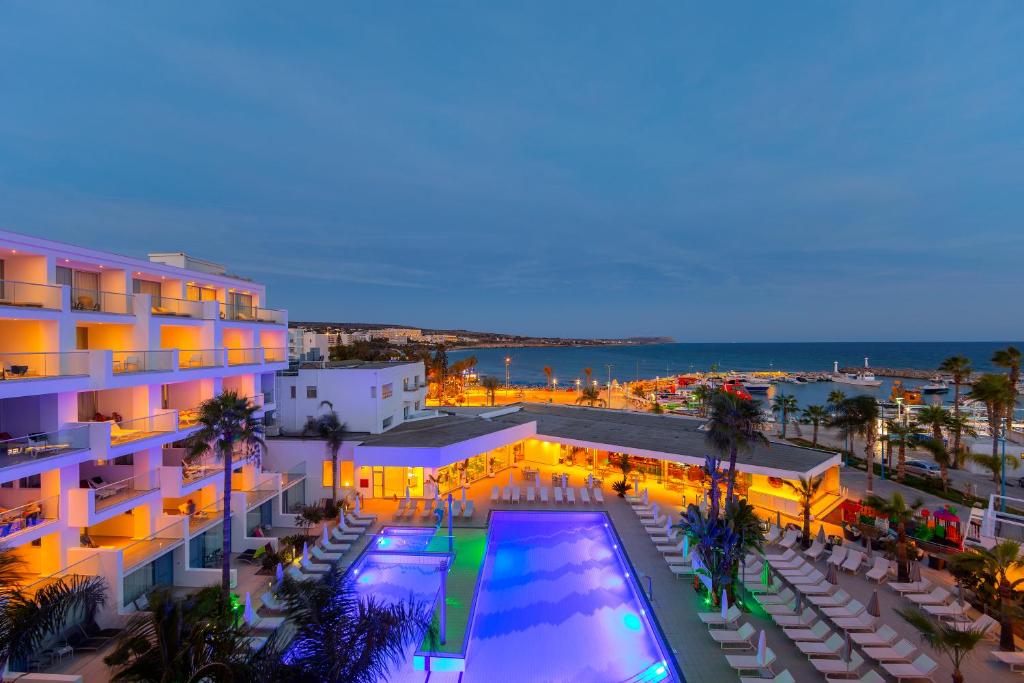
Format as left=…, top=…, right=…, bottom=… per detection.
left=923, top=602, right=970, bottom=620
left=527, top=486, right=536, bottom=503
left=764, top=525, right=781, bottom=545
left=647, top=520, right=671, bottom=538
left=811, top=651, right=863, bottom=676
left=764, top=601, right=801, bottom=616
left=882, top=653, right=938, bottom=682
left=300, top=558, right=330, bottom=574
left=579, top=487, right=591, bottom=504
left=657, top=538, right=687, bottom=555
left=462, top=500, right=475, bottom=519
left=777, top=563, right=817, bottom=578
left=727, top=648, right=776, bottom=675
left=841, top=549, right=864, bottom=573
left=951, top=613, right=998, bottom=639
left=260, top=591, right=285, bottom=611
left=699, top=604, right=742, bottom=628
left=491, top=486, right=500, bottom=503
left=797, top=632, right=845, bottom=657
left=830, top=673, right=885, bottom=683
left=827, top=545, right=849, bottom=567
left=757, top=588, right=796, bottom=606
left=405, top=500, right=421, bottom=519
left=889, top=579, right=932, bottom=595
left=392, top=499, right=408, bottom=520
left=332, top=525, right=359, bottom=543
left=851, top=624, right=899, bottom=647
left=906, top=587, right=952, bottom=606
left=540, top=486, right=549, bottom=503
left=788, top=570, right=828, bottom=585
left=420, top=502, right=435, bottom=520
left=832, top=614, right=878, bottom=632
left=669, top=562, right=694, bottom=577
left=566, top=487, right=576, bottom=504
left=866, top=557, right=892, bottom=582
left=345, top=514, right=372, bottom=528
left=665, top=551, right=692, bottom=566
left=765, top=542, right=799, bottom=562
left=709, top=622, right=756, bottom=649
left=739, top=671, right=794, bottom=683
left=795, top=581, right=836, bottom=596
left=823, top=599, right=865, bottom=619
left=992, top=650, right=1024, bottom=672
left=512, top=486, right=521, bottom=504
left=864, top=638, right=916, bottom=663
left=503, top=486, right=512, bottom=503
left=554, top=487, right=563, bottom=504
left=287, top=565, right=310, bottom=582
left=771, top=608, right=816, bottom=628
left=783, top=620, right=832, bottom=642
left=321, top=538, right=350, bottom=553
left=651, top=528, right=679, bottom=545
left=592, top=487, right=604, bottom=503
left=808, top=589, right=852, bottom=608
left=804, top=540, right=826, bottom=560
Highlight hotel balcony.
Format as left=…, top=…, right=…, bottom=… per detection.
left=0, top=494, right=59, bottom=546
left=219, top=303, right=285, bottom=325
left=70, top=287, right=134, bottom=315
left=243, top=478, right=279, bottom=510
left=178, top=348, right=224, bottom=370
left=90, top=520, right=185, bottom=573
left=150, top=296, right=212, bottom=319
left=404, top=380, right=428, bottom=392
left=0, top=279, right=63, bottom=311
left=160, top=448, right=225, bottom=497
left=188, top=498, right=227, bottom=536
left=0, top=424, right=94, bottom=474
left=0, top=350, right=91, bottom=399
left=226, top=347, right=264, bottom=366
left=68, top=470, right=161, bottom=527
left=111, top=349, right=175, bottom=375
left=263, top=347, right=287, bottom=363
left=104, top=411, right=179, bottom=456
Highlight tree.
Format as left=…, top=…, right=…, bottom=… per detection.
left=479, top=376, right=501, bottom=406
left=948, top=540, right=1024, bottom=651
left=771, top=394, right=798, bottom=438
left=783, top=476, right=822, bottom=549
left=304, top=401, right=346, bottom=510
left=919, top=438, right=955, bottom=492
left=799, top=405, right=829, bottom=447
left=969, top=373, right=1016, bottom=472
left=916, top=404, right=948, bottom=442
left=830, top=396, right=862, bottom=458
left=0, top=547, right=108, bottom=672
left=691, top=385, right=711, bottom=417
left=938, top=355, right=973, bottom=468
left=104, top=587, right=265, bottom=683
left=992, top=346, right=1022, bottom=394
left=583, top=367, right=593, bottom=389
left=575, top=385, right=605, bottom=407
left=705, top=390, right=768, bottom=504
left=896, top=607, right=988, bottom=683
left=944, top=413, right=978, bottom=468
left=826, top=390, right=846, bottom=415
left=272, top=572, right=433, bottom=683
left=839, top=396, right=880, bottom=493
left=863, top=491, right=923, bottom=582
left=431, top=345, right=448, bottom=400
left=886, top=419, right=918, bottom=482
left=187, top=391, right=266, bottom=596
left=968, top=451, right=1019, bottom=483
left=542, top=366, right=553, bottom=391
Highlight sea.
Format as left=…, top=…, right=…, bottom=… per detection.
left=448, top=341, right=1024, bottom=409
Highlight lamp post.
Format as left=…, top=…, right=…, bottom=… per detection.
left=505, top=356, right=511, bottom=390
left=1001, top=420, right=1008, bottom=512
left=606, top=364, right=614, bottom=409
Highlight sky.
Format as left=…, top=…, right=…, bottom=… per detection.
left=1, top=3, right=1022, bottom=342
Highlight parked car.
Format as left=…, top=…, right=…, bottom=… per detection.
left=904, top=459, right=941, bottom=479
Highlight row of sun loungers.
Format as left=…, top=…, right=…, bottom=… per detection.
left=491, top=484, right=605, bottom=505
left=393, top=498, right=476, bottom=521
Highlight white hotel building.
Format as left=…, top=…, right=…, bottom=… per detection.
left=0, top=230, right=299, bottom=621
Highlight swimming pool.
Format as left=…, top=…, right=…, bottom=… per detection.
left=372, top=526, right=437, bottom=552
left=464, top=511, right=679, bottom=682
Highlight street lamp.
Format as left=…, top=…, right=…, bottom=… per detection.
left=505, top=356, right=511, bottom=389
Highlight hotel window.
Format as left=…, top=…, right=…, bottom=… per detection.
left=186, top=284, right=217, bottom=302
left=132, top=278, right=162, bottom=306
left=306, top=386, right=317, bottom=399
left=382, top=416, right=393, bottom=430
left=59, top=267, right=101, bottom=310
left=290, top=386, right=296, bottom=399
left=370, top=386, right=376, bottom=399
left=381, top=383, right=393, bottom=399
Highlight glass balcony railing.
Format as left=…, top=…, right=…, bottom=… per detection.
left=108, top=413, right=177, bottom=446
left=243, top=479, right=278, bottom=509
left=0, top=350, right=89, bottom=381
left=177, top=407, right=201, bottom=430
left=188, top=499, right=226, bottom=535
left=0, top=495, right=59, bottom=539
left=150, top=296, right=206, bottom=319
left=120, top=521, right=183, bottom=571
left=281, top=461, right=306, bottom=488
left=0, top=426, right=92, bottom=470
left=71, top=288, right=134, bottom=315
left=263, top=347, right=287, bottom=363
left=111, top=350, right=174, bottom=374
left=0, top=279, right=63, bottom=310
left=225, top=347, right=263, bottom=366
left=91, top=470, right=160, bottom=512
left=178, top=349, right=223, bottom=370
left=219, top=303, right=285, bottom=324
left=183, top=462, right=222, bottom=484
left=17, top=556, right=97, bottom=595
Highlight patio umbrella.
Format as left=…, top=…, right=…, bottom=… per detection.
left=562, top=473, right=567, bottom=489
left=321, top=525, right=330, bottom=547
left=354, top=497, right=362, bottom=516
left=826, top=562, right=839, bottom=585
left=509, top=471, right=514, bottom=486
left=699, top=499, right=708, bottom=517
left=842, top=631, right=852, bottom=665
left=816, top=525, right=826, bottom=545
left=755, top=630, right=767, bottom=667
left=867, top=589, right=881, bottom=618
left=864, top=542, right=873, bottom=562
left=405, top=486, right=411, bottom=500
left=461, top=486, right=467, bottom=503
left=244, top=592, right=256, bottom=626
left=587, top=473, right=594, bottom=487
left=721, top=589, right=729, bottom=620
left=642, top=488, right=649, bottom=505
left=910, top=560, right=922, bottom=582
left=275, top=563, right=284, bottom=587
left=301, top=541, right=310, bottom=564
left=776, top=510, right=782, bottom=528
left=958, top=583, right=966, bottom=607
left=633, top=475, right=640, bottom=495
left=682, top=535, right=689, bottom=560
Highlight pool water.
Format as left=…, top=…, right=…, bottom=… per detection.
left=373, top=526, right=437, bottom=552
left=464, top=511, right=677, bottom=682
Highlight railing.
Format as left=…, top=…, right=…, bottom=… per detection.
left=0, top=279, right=62, bottom=310
left=263, top=347, right=287, bottom=363
left=70, top=288, right=134, bottom=315
left=150, top=296, right=205, bottom=318
left=178, top=407, right=201, bottom=430
left=0, top=495, right=59, bottom=539
left=188, top=498, right=226, bottom=535
left=178, top=348, right=223, bottom=369
left=183, top=462, right=222, bottom=484
left=121, top=521, right=183, bottom=571
left=17, top=556, right=98, bottom=595
left=404, top=380, right=427, bottom=392
left=0, top=350, right=89, bottom=380
left=243, top=478, right=279, bottom=509
left=92, top=470, right=160, bottom=512
left=226, top=347, right=263, bottom=366
left=219, top=303, right=285, bottom=324
left=0, top=425, right=92, bottom=470
left=112, top=350, right=174, bottom=374
left=109, top=413, right=177, bottom=446
left=262, top=388, right=275, bottom=404
left=281, top=461, right=306, bottom=487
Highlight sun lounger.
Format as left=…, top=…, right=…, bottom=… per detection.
left=699, top=604, right=742, bottom=628
left=740, top=671, right=794, bottom=683
left=804, top=540, right=826, bottom=560
left=709, top=623, right=756, bottom=649
left=503, top=486, right=512, bottom=503
left=775, top=529, right=799, bottom=549
left=527, top=486, right=536, bottom=503
left=726, top=648, right=776, bottom=675
left=823, top=599, right=865, bottom=619
left=951, top=613, right=998, bottom=639
left=797, top=633, right=844, bottom=657
left=811, top=651, right=863, bottom=676
left=462, top=500, right=474, bottom=519
left=787, top=570, right=828, bottom=585
left=349, top=508, right=376, bottom=522
left=244, top=636, right=268, bottom=651
left=882, top=653, right=938, bottom=682
left=826, top=672, right=885, bottom=683
left=300, top=558, right=330, bottom=574
left=406, top=500, right=421, bottom=519
left=539, top=486, right=549, bottom=503
left=864, top=638, right=916, bottom=663
left=312, top=546, right=342, bottom=563
left=637, top=503, right=659, bottom=519
left=865, top=557, right=892, bottom=583
left=889, top=578, right=932, bottom=595
left=764, top=544, right=799, bottom=563
left=512, top=486, right=521, bottom=504
left=566, top=487, right=576, bottom=504
left=322, top=538, right=350, bottom=553
left=841, top=549, right=864, bottom=573
left=851, top=625, right=898, bottom=647
left=669, top=562, right=694, bottom=577
left=771, top=608, right=816, bottom=628
left=992, top=650, right=1024, bottom=672
left=260, top=591, right=285, bottom=611
left=783, top=620, right=832, bottom=642
left=906, top=587, right=951, bottom=606
left=643, top=514, right=667, bottom=530
left=647, top=521, right=671, bottom=539
left=579, top=487, right=591, bottom=504
left=923, top=602, right=970, bottom=620
left=832, top=614, right=877, bottom=632
left=592, top=487, right=604, bottom=503
left=491, top=486, right=500, bottom=503
left=665, top=552, right=692, bottom=566
left=553, top=487, right=563, bottom=504
left=332, top=524, right=360, bottom=543
left=345, top=514, right=372, bottom=528
left=658, top=538, right=687, bottom=555
left=777, top=563, right=817, bottom=579
left=764, top=525, right=781, bottom=545
left=827, top=545, right=849, bottom=567
left=287, top=565, right=313, bottom=582
left=392, top=499, right=407, bottom=520
left=757, top=588, right=796, bottom=606
left=764, top=601, right=800, bottom=616
left=808, top=589, right=852, bottom=608
left=651, top=528, right=679, bottom=545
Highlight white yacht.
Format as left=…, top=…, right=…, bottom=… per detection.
left=830, top=359, right=883, bottom=387
left=743, top=377, right=772, bottom=393
left=920, top=378, right=950, bottom=394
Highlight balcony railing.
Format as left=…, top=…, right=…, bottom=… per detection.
left=150, top=296, right=205, bottom=319
left=121, top=521, right=183, bottom=571
left=90, top=470, right=160, bottom=512
left=263, top=347, right=287, bottom=363
left=281, top=461, right=306, bottom=488
left=71, top=288, right=134, bottom=315
left=188, top=499, right=226, bottom=535
left=0, top=350, right=89, bottom=381
left=0, top=425, right=92, bottom=470
left=226, top=347, right=263, bottom=366
left=183, top=462, right=222, bottom=484
left=178, top=407, right=201, bottom=430
left=112, top=350, right=174, bottom=374
left=0, top=495, right=58, bottom=540
left=109, top=413, right=177, bottom=446
left=404, top=380, right=427, bottom=392
left=0, top=279, right=63, bottom=310
left=219, top=303, right=285, bottom=324
left=178, top=348, right=223, bottom=370
left=243, top=479, right=279, bottom=509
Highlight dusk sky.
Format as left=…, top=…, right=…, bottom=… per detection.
left=1, top=4, right=1021, bottom=342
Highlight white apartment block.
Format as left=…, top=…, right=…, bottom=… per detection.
left=287, top=328, right=331, bottom=361
left=370, top=327, right=422, bottom=344
left=274, top=361, right=431, bottom=435
left=0, top=229, right=305, bottom=624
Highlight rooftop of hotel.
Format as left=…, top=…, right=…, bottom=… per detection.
left=293, top=360, right=423, bottom=371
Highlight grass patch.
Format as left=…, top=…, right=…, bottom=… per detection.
left=420, top=527, right=488, bottom=656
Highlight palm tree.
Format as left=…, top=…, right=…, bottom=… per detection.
left=886, top=419, right=918, bottom=482
left=992, top=346, right=1022, bottom=394
left=0, top=547, right=108, bottom=672
left=104, top=587, right=265, bottom=682
left=705, top=390, right=768, bottom=504
left=969, top=373, right=1016, bottom=471
left=830, top=397, right=860, bottom=459
left=799, top=405, right=829, bottom=447
left=945, top=413, right=978, bottom=468
left=273, top=572, right=433, bottom=682
left=431, top=344, right=448, bottom=400
left=691, top=385, right=711, bottom=417
left=864, top=492, right=923, bottom=581
left=583, top=367, right=593, bottom=390
left=938, top=355, right=972, bottom=468
left=542, top=366, right=553, bottom=391
left=480, top=376, right=501, bottom=406
left=826, top=390, right=846, bottom=415
left=916, top=404, right=948, bottom=442
left=948, top=540, right=1024, bottom=651
left=575, top=385, right=605, bottom=407
left=844, top=395, right=881, bottom=494
left=896, top=608, right=988, bottom=683
left=920, top=437, right=955, bottom=492
left=783, top=476, right=822, bottom=549
left=187, top=391, right=266, bottom=596
left=968, top=451, right=1019, bottom=483
left=771, top=394, right=798, bottom=438
left=304, top=401, right=346, bottom=510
